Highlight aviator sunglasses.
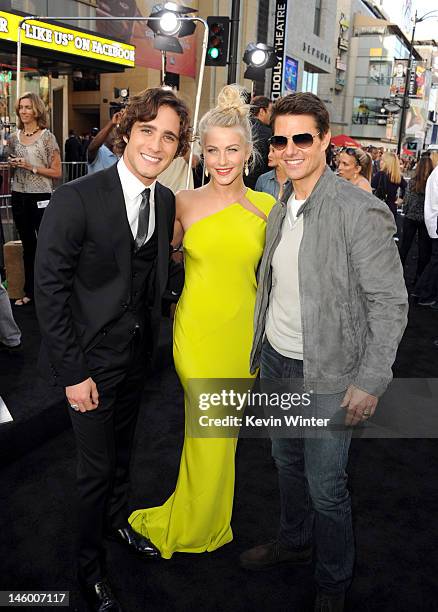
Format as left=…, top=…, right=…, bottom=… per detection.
left=269, top=131, right=321, bottom=151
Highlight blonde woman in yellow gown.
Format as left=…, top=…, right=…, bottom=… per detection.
left=129, top=85, right=275, bottom=559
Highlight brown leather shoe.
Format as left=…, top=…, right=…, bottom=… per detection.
left=240, top=540, right=312, bottom=570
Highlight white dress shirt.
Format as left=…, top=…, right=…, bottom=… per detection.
left=117, top=156, right=156, bottom=242
left=424, top=165, right=438, bottom=239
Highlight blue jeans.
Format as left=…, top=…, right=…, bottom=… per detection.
left=260, top=339, right=354, bottom=594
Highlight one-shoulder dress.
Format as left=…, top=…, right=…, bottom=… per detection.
left=129, top=188, right=276, bottom=558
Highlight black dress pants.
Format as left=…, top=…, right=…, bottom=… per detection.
left=414, top=238, right=438, bottom=301
left=69, top=333, right=148, bottom=583
left=399, top=217, right=432, bottom=281
left=11, top=191, right=51, bottom=298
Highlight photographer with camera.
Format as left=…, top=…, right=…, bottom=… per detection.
left=86, top=111, right=123, bottom=174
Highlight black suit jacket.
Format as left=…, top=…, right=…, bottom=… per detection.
left=35, top=163, right=175, bottom=387
left=64, top=135, right=82, bottom=162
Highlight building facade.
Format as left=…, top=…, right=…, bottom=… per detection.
left=259, top=0, right=337, bottom=101
left=317, top=0, right=438, bottom=150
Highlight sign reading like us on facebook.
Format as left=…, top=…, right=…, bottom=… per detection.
left=0, top=11, right=135, bottom=68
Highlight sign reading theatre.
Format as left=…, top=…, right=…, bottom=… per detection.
left=270, top=1, right=288, bottom=101
left=0, top=11, right=135, bottom=68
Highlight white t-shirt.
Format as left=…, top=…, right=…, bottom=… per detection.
left=265, top=194, right=305, bottom=360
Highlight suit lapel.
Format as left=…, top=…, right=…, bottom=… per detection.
left=97, top=164, right=132, bottom=284
left=96, top=169, right=171, bottom=301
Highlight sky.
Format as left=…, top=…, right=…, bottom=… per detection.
left=379, top=0, right=438, bottom=40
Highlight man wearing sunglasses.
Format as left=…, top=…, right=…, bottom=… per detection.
left=241, top=93, right=408, bottom=611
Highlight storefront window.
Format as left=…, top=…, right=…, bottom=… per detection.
left=368, top=61, right=392, bottom=86
left=11, top=1, right=48, bottom=13
left=314, top=0, right=322, bottom=36
left=352, top=97, right=388, bottom=126
left=11, top=1, right=96, bottom=30
left=302, top=70, right=319, bottom=95
left=72, top=73, right=100, bottom=91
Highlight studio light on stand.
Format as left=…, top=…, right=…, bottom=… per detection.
left=147, top=2, right=197, bottom=86
left=243, top=42, right=277, bottom=93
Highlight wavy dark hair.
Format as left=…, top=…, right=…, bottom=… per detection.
left=270, top=92, right=330, bottom=137
left=412, top=155, right=433, bottom=194
left=114, top=88, right=191, bottom=158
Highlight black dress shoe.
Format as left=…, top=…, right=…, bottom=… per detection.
left=78, top=576, right=122, bottom=612
left=107, top=524, right=160, bottom=559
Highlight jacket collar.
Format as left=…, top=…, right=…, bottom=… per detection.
left=280, top=165, right=335, bottom=217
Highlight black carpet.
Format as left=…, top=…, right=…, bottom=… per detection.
left=1, top=291, right=437, bottom=611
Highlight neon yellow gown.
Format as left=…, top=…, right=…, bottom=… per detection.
left=129, top=189, right=276, bottom=559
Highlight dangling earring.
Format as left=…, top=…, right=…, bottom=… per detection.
left=205, top=167, right=209, bottom=178
left=244, top=161, right=249, bottom=177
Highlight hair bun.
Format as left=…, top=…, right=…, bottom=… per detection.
left=216, top=85, right=250, bottom=118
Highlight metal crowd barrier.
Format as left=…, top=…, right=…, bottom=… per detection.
left=0, top=163, right=14, bottom=246
left=60, top=161, right=88, bottom=184
left=0, top=162, right=89, bottom=256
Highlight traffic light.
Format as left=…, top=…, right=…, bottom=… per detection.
left=205, top=16, right=230, bottom=67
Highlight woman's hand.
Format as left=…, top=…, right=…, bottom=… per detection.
left=10, top=158, right=32, bottom=171
left=8, top=156, right=25, bottom=168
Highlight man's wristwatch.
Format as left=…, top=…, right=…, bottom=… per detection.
left=32, top=167, right=37, bottom=174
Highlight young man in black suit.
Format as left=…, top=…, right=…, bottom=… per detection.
left=35, top=88, right=191, bottom=611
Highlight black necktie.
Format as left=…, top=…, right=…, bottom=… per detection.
left=135, top=188, right=151, bottom=250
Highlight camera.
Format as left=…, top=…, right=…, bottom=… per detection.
left=109, top=88, right=129, bottom=119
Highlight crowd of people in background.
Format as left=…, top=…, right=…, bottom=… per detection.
left=64, top=126, right=98, bottom=163
left=288, top=139, right=438, bottom=306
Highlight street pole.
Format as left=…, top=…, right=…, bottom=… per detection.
left=397, top=10, right=416, bottom=156
left=161, top=51, right=167, bottom=87
left=227, top=0, right=240, bottom=84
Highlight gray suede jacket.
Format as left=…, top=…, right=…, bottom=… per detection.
left=250, top=166, right=408, bottom=397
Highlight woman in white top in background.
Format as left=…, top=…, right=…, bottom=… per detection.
left=8, top=92, right=61, bottom=305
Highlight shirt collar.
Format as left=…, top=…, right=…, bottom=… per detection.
left=117, top=156, right=156, bottom=200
